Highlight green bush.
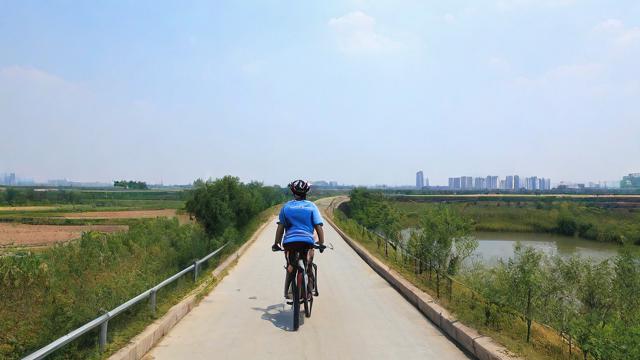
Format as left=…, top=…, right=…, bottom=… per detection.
left=185, top=176, right=285, bottom=237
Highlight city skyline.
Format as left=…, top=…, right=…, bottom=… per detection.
left=0, top=168, right=627, bottom=190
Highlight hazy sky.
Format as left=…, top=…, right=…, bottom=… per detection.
left=1, top=1, right=639, bottom=186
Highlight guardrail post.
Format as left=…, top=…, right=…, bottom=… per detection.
left=193, top=261, right=199, bottom=281
left=99, top=318, right=108, bottom=352
left=149, top=289, right=157, bottom=316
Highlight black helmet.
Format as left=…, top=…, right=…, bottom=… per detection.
left=288, top=179, right=311, bottom=196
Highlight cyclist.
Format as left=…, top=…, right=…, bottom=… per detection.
left=272, top=179, right=325, bottom=299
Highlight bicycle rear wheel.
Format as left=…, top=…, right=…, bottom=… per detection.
left=292, top=271, right=300, bottom=331
left=303, top=271, right=311, bottom=318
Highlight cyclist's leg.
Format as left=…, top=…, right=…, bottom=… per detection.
left=283, top=242, right=305, bottom=299
left=283, top=248, right=295, bottom=299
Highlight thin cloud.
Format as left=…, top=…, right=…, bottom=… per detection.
left=595, top=18, right=640, bottom=49
left=328, top=11, right=399, bottom=55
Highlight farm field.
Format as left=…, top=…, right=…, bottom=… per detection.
left=0, top=189, right=190, bottom=250
left=0, top=223, right=128, bottom=247
left=60, top=209, right=178, bottom=219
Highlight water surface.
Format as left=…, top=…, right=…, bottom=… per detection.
left=401, top=228, right=620, bottom=265
left=472, top=231, right=620, bottom=265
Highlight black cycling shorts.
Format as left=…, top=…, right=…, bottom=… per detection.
left=283, top=242, right=313, bottom=266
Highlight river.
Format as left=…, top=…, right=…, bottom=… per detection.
left=401, top=229, right=620, bottom=265
left=472, top=231, right=620, bottom=265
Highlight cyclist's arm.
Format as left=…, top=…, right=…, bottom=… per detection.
left=314, top=224, right=324, bottom=245
left=274, top=223, right=285, bottom=246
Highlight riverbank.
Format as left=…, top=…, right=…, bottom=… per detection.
left=341, top=189, right=640, bottom=359
left=394, top=201, right=640, bottom=245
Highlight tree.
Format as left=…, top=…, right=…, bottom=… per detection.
left=185, top=176, right=285, bottom=238
left=500, top=244, right=544, bottom=342
left=573, top=259, right=613, bottom=359
left=413, top=205, right=477, bottom=296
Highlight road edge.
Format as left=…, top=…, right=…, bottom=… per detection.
left=322, top=200, right=520, bottom=360
left=108, top=216, right=274, bottom=360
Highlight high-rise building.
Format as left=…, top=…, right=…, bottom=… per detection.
left=526, top=176, right=538, bottom=190
left=499, top=179, right=506, bottom=190
left=461, top=176, right=473, bottom=190
left=416, top=171, right=424, bottom=189
left=505, top=176, right=514, bottom=190
left=454, top=177, right=461, bottom=189
left=486, top=176, right=499, bottom=190
left=514, top=175, right=521, bottom=190
left=621, top=173, right=640, bottom=189
left=474, top=177, right=485, bottom=190
left=424, top=178, right=429, bottom=187
left=448, top=177, right=454, bottom=189
left=6, top=173, right=16, bottom=186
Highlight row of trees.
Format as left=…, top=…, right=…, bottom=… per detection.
left=462, top=245, right=640, bottom=359
left=113, top=180, right=148, bottom=189
left=342, top=189, right=640, bottom=359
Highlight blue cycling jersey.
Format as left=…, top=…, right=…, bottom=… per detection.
left=278, top=200, right=324, bottom=245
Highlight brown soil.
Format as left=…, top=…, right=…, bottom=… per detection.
left=61, top=209, right=177, bottom=219
left=0, top=223, right=129, bottom=247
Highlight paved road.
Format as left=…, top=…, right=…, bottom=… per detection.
left=146, top=203, right=470, bottom=360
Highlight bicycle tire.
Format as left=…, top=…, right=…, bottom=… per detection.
left=303, top=270, right=311, bottom=318
left=292, top=270, right=300, bottom=331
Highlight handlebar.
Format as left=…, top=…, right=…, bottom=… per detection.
left=271, top=243, right=331, bottom=252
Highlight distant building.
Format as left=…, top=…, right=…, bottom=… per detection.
left=5, top=173, right=16, bottom=186
left=514, top=175, right=521, bottom=190
left=505, top=176, right=514, bottom=190
left=424, top=178, right=429, bottom=187
left=621, top=173, right=640, bottom=189
left=486, top=176, right=499, bottom=190
left=461, top=176, right=473, bottom=190
left=416, top=171, right=424, bottom=189
left=451, top=177, right=461, bottom=189
left=499, top=179, right=506, bottom=190
left=474, top=177, right=485, bottom=190
left=448, top=177, right=463, bottom=190
left=526, top=176, right=538, bottom=190
left=538, top=178, right=551, bottom=190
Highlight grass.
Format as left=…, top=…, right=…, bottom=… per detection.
left=329, top=208, right=583, bottom=360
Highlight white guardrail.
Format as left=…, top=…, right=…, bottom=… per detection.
left=23, top=242, right=229, bottom=360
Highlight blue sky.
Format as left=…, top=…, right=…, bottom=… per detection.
left=1, top=0, right=639, bottom=185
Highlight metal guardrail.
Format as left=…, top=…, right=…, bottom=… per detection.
left=23, top=243, right=229, bottom=360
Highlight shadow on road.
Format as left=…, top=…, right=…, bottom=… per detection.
left=252, top=303, right=302, bottom=331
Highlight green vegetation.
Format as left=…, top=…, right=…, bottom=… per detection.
left=0, top=187, right=187, bottom=206
left=185, top=176, right=286, bottom=237
left=0, top=176, right=285, bottom=359
left=335, top=189, right=640, bottom=359
left=113, top=180, right=148, bottom=190
left=394, top=200, right=640, bottom=245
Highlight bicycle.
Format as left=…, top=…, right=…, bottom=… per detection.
left=273, top=243, right=326, bottom=331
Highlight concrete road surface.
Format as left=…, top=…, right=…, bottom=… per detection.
left=146, top=205, right=470, bottom=359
